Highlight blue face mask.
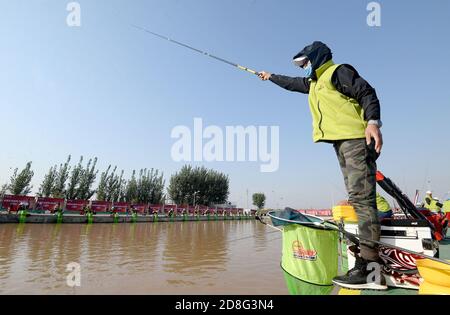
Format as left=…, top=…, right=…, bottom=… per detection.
left=304, top=62, right=313, bottom=77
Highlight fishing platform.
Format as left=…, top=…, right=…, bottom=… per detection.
left=0, top=196, right=255, bottom=224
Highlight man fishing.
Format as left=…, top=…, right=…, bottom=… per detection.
left=258, top=41, right=386, bottom=290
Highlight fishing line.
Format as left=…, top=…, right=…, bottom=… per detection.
left=227, top=229, right=280, bottom=243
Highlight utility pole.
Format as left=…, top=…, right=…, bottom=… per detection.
left=193, top=191, right=200, bottom=207
left=246, top=189, right=249, bottom=209
left=272, top=190, right=276, bottom=209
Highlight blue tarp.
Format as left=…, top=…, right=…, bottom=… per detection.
left=269, top=207, right=322, bottom=227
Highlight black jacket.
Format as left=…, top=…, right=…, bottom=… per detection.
left=269, top=42, right=381, bottom=121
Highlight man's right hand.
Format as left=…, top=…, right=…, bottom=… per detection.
left=258, top=71, right=272, bottom=81
left=365, top=124, right=383, bottom=154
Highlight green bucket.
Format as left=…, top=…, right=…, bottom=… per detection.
left=283, top=270, right=334, bottom=295
left=281, top=224, right=339, bottom=286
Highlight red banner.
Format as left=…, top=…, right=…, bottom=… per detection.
left=65, top=200, right=89, bottom=212
left=91, top=201, right=112, bottom=213
left=131, top=204, right=148, bottom=214
left=216, top=207, right=230, bottom=215
left=1, top=195, right=35, bottom=211
left=1, top=195, right=270, bottom=216
left=171, top=205, right=188, bottom=215
left=163, top=204, right=176, bottom=214
left=198, top=205, right=208, bottom=214
left=112, top=202, right=129, bottom=213
left=150, top=204, right=162, bottom=214
left=35, top=197, right=64, bottom=212
left=202, top=207, right=209, bottom=214
left=188, top=206, right=197, bottom=214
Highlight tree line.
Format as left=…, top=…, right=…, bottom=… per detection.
left=0, top=158, right=230, bottom=206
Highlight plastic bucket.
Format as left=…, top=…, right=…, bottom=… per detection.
left=281, top=224, right=339, bottom=285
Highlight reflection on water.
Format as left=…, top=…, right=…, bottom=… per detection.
left=0, top=221, right=287, bottom=294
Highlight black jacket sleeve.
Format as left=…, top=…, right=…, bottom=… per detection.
left=269, top=74, right=310, bottom=94
left=332, top=64, right=381, bottom=121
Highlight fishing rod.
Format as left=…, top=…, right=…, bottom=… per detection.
left=131, top=24, right=259, bottom=76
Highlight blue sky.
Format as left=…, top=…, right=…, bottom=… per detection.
left=1, top=0, right=449, bottom=208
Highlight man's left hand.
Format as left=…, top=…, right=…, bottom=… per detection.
left=365, top=124, right=383, bottom=154
left=258, top=71, right=272, bottom=81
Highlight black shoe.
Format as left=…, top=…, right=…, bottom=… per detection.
left=332, top=257, right=387, bottom=290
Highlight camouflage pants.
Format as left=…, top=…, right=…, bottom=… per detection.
left=333, top=138, right=380, bottom=261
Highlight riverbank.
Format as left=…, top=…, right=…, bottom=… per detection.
left=0, top=211, right=254, bottom=224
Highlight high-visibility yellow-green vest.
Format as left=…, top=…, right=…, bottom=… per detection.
left=424, top=195, right=440, bottom=212
left=376, top=193, right=391, bottom=212
left=308, top=60, right=367, bottom=142
left=443, top=200, right=450, bottom=213
left=423, top=195, right=431, bottom=209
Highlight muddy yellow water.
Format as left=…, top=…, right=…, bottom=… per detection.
left=0, top=221, right=287, bottom=294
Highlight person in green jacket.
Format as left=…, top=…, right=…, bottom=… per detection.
left=423, top=191, right=443, bottom=213
left=376, top=193, right=392, bottom=220
left=259, top=41, right=385, bottom=290
left=423, top=191, right=433, bottom=209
